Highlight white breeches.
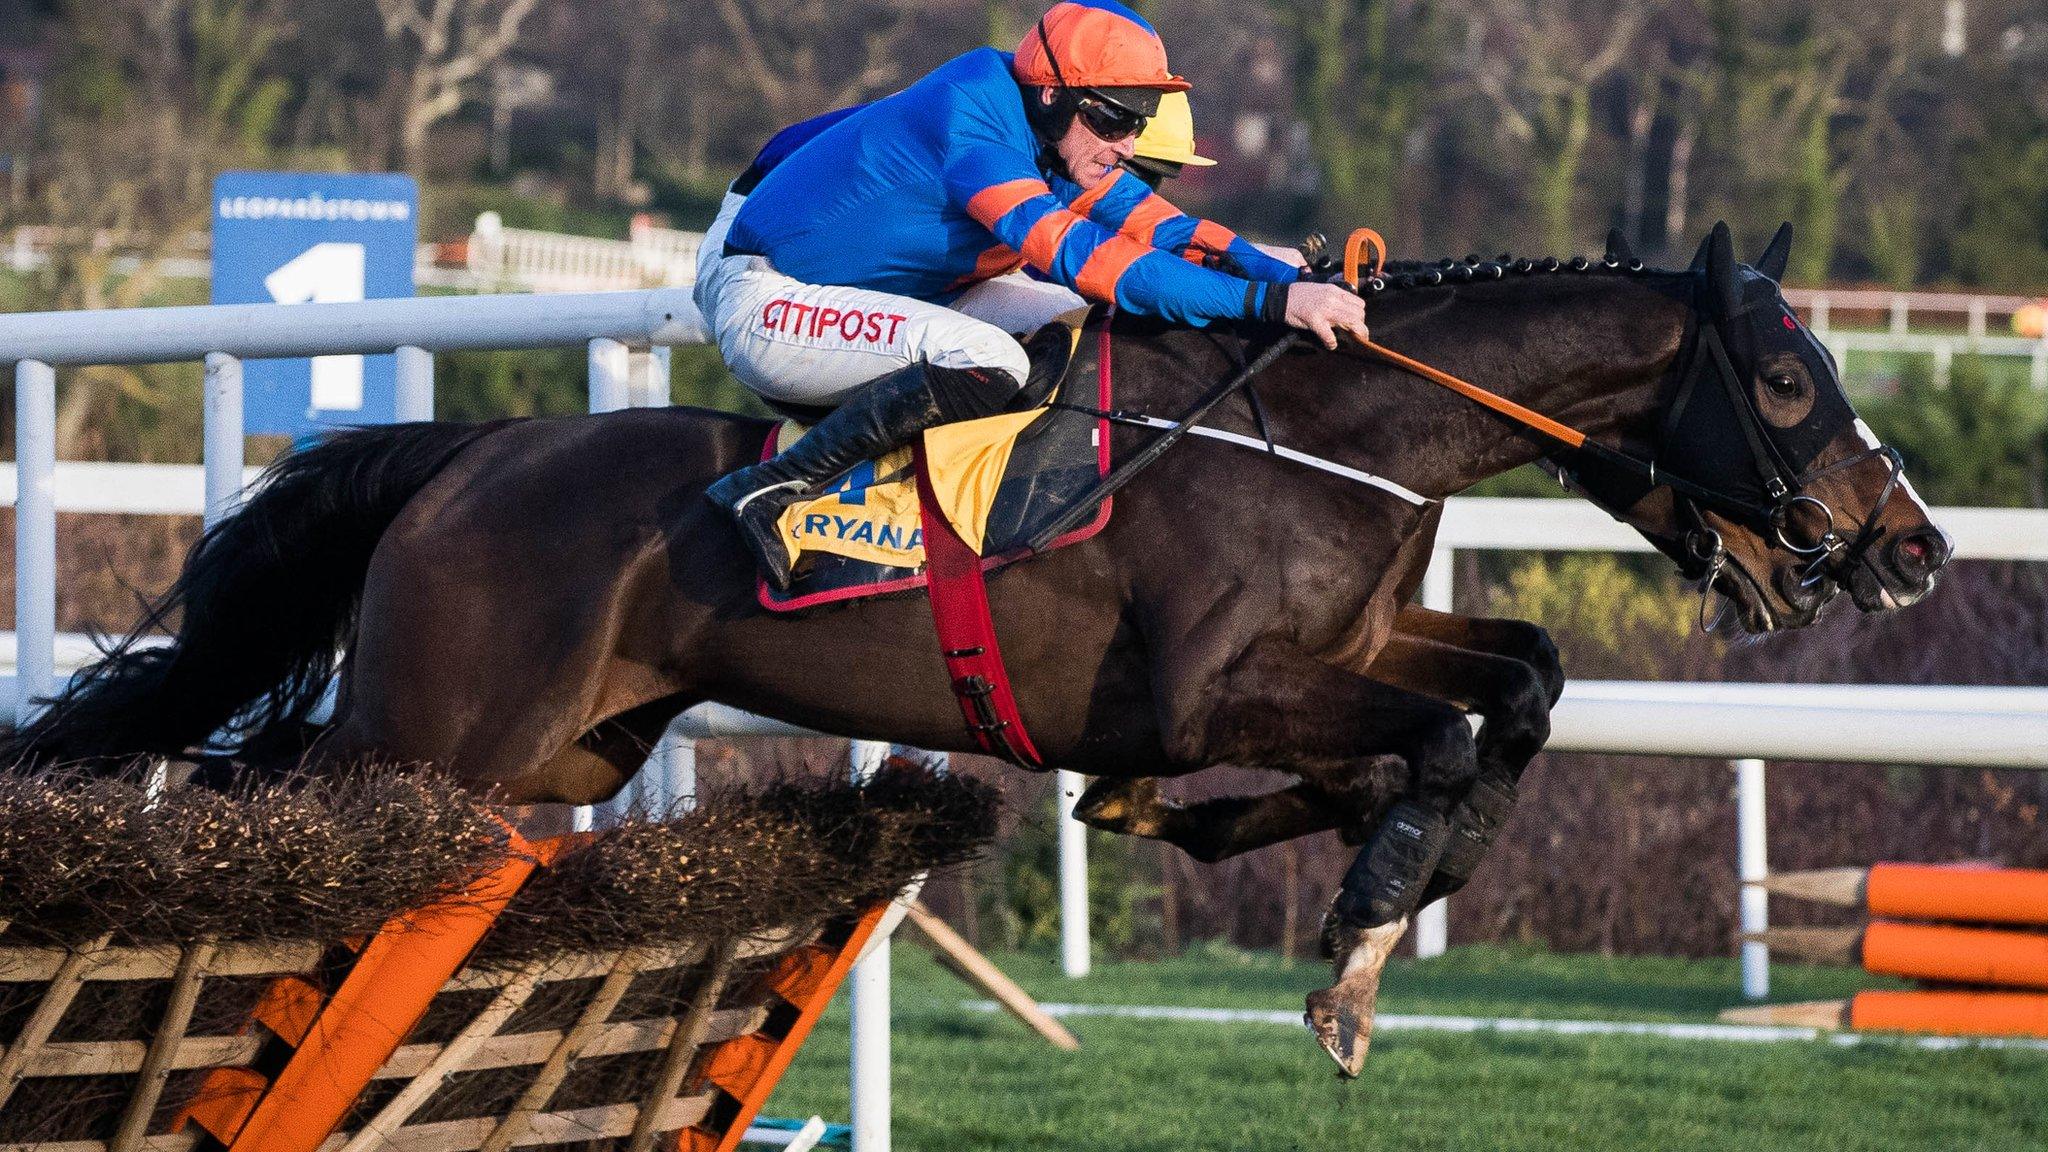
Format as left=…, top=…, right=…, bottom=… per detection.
left=694, top=191, right=1083, bottom=406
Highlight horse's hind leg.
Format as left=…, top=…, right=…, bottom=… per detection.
left=314, top=668, right=684, bottom=806
left=1074, top=768, right=1393, bottom=863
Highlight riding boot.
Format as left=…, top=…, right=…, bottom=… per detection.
left=706, top=361, right=1021, bottom=589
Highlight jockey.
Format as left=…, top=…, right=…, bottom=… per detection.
left=696, top=0, right=1370, bottom=589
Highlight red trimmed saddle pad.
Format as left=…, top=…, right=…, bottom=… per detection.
left=758, top=310, right=1113, bottom=612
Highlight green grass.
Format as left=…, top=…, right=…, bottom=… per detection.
left=762, top=944, right=2047, bottom=1151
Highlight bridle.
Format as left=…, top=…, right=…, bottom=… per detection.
left=1321, top=232, right=1904, bottom=609
left=1581, top=293, right=1905, bottom=598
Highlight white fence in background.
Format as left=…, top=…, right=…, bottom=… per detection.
left=1, top=220, right=701, bottom=294
left=1783, top=286, right=2038, bottom=335
left=13, top=220, right=2045, bottom=384
left=463, top=212, right=700, bottom=294
left=3, top=286, right=2046, bottom=1009
left=1405, top=506, right=2048, bottom=983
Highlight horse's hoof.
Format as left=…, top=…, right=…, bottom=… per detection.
left=1304, top=984, right=1374, bottom=1079
left=1071, top=780, right=1161, bottom=835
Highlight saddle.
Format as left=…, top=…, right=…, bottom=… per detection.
left=758, top=306, right=1112, bottom=612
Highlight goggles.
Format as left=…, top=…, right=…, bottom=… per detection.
left=1073, top=94, right=1148, bottom=142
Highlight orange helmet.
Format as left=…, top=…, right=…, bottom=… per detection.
left=1012, top=1, right=1190, bottom=115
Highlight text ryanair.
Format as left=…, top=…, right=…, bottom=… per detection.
left=794, top=512, right=922, bottom=550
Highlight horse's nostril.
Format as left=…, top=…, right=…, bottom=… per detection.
left=1891, top=529, right=1950, bottom=580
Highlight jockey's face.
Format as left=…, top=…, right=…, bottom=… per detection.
left=1041, top=89, right=1139, bottom=190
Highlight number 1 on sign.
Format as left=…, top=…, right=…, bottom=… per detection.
left=264, top=241, right=367, bottom=412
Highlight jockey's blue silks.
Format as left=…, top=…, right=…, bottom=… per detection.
left=723, top=49, right=1294, bottom=324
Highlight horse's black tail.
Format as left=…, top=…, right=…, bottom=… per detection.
left=0, top=420, right=514, bottom=775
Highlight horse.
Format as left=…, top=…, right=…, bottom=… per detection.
left=2, top=222, right=1949, bottom=1075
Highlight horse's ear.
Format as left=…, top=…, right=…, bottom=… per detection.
left=1605, top=228, right=1635, bottom=263
left=1705, top=221, right=1739, bottom=317
left=1688, top=229, right=1714, bottom=273
left=1755, top=222, right=1793, bottom=282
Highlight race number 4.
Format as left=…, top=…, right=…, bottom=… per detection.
left=263, top=241, right=367, bottom=412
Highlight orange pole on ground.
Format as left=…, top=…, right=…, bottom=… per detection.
left=1849, top=990, right=2048, bottom=1038
left=1861, top=920, right=2048, bottom=989
left=223, top=830, right=552, bottom=1152
left=1866, top=862, right=2048, bottom=927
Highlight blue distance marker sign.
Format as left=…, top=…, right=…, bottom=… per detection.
left=211, top=171, right=419, bottom=436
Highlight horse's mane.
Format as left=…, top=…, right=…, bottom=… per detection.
left=1369, top=252, right=1666, bottom=295
left=1100, top=248, right=1684, bottom=344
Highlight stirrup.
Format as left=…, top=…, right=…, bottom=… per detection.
left=729, top=477, right=807, bottom=514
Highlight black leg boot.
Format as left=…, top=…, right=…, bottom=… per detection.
left=706, top=361, right=1019, bottom=589
left=1320, top=800, right=1450, bottom=958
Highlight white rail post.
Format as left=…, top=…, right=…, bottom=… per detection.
left=14, top=359, right=55, bottom=724
left=662, top=727, right=697, bottom=813
left=628, top=346, right=670, bottom=408
left=394, top=344, right=434, bottom=422
left=1057, top=769, right=1091, bottom=978
left=1889, top=296, right=1909, bottom=336
left=1810, top=295, right=1830, bottom=339
left=1735, top=757, right=1769, bottom=1000
left=587, top=337, right=630, bottom=413
left=202, top=352, right=245, bottom=529
left=572, top=338, right=635, bottom=832
left=848, top=739, right=891, bottom=1152
left=1933, top=342, right=1953, bottom=389
left=1412, top=547, right=1455, bottom=959
left=623, top=344, right=688, bottom=819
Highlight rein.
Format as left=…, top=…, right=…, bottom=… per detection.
left=1338, top=239, right=1900, bottom=593
left=1031, top=228, right=1895, bottom=595
left=1357, top=324, right=1900, bottom=590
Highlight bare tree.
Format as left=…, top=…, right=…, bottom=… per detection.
left=1706, top=0, right=1934, bottom=282
left=706, top=0, right=917, bottom=125
left=374, top=0, right=540, bottom=175
left=22, top=0, right=293, bottom=457
left=1459, top=0, right=1660, bottom=252
left=1263, top=0, right=1438, bottom=235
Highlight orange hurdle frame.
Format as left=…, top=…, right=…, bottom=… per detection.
left=176, top=826, right=891, bottom=1152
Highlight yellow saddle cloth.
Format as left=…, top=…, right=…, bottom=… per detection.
left=770, top=310, right=1090, bottom=572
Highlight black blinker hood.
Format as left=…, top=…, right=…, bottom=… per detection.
left=1562, top=222, right=1856, bottom=532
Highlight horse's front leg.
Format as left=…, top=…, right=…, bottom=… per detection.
left=1154, top=639, right=1480, bottom=1078
left=1361, top=606, right=1563, bottom=904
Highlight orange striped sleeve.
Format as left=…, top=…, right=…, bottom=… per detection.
left=1068, top=174, right=1121, bottom=217
left=1185, top=219, right=1237, bottom=259
left=965, top=178, right=1049, bottom=229
left=1123, top=195, right=1183, bottom=246
left=948, top=243, right=1026, bottom=290
left=1021, top=210, right=1082, bottom=272
left=1074, top=235, right=1150, bottom=302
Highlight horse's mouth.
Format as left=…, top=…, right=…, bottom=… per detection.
left=1712, top=560, right=1835, bottom=634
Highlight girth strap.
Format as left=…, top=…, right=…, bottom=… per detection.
left=914, top=443, right=1043, bottom=768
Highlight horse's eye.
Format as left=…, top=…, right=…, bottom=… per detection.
left=1766, top=374, right=1801, bottom=399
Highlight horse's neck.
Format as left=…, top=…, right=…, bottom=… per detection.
left=1229, top=275, right=1693, bottom=503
